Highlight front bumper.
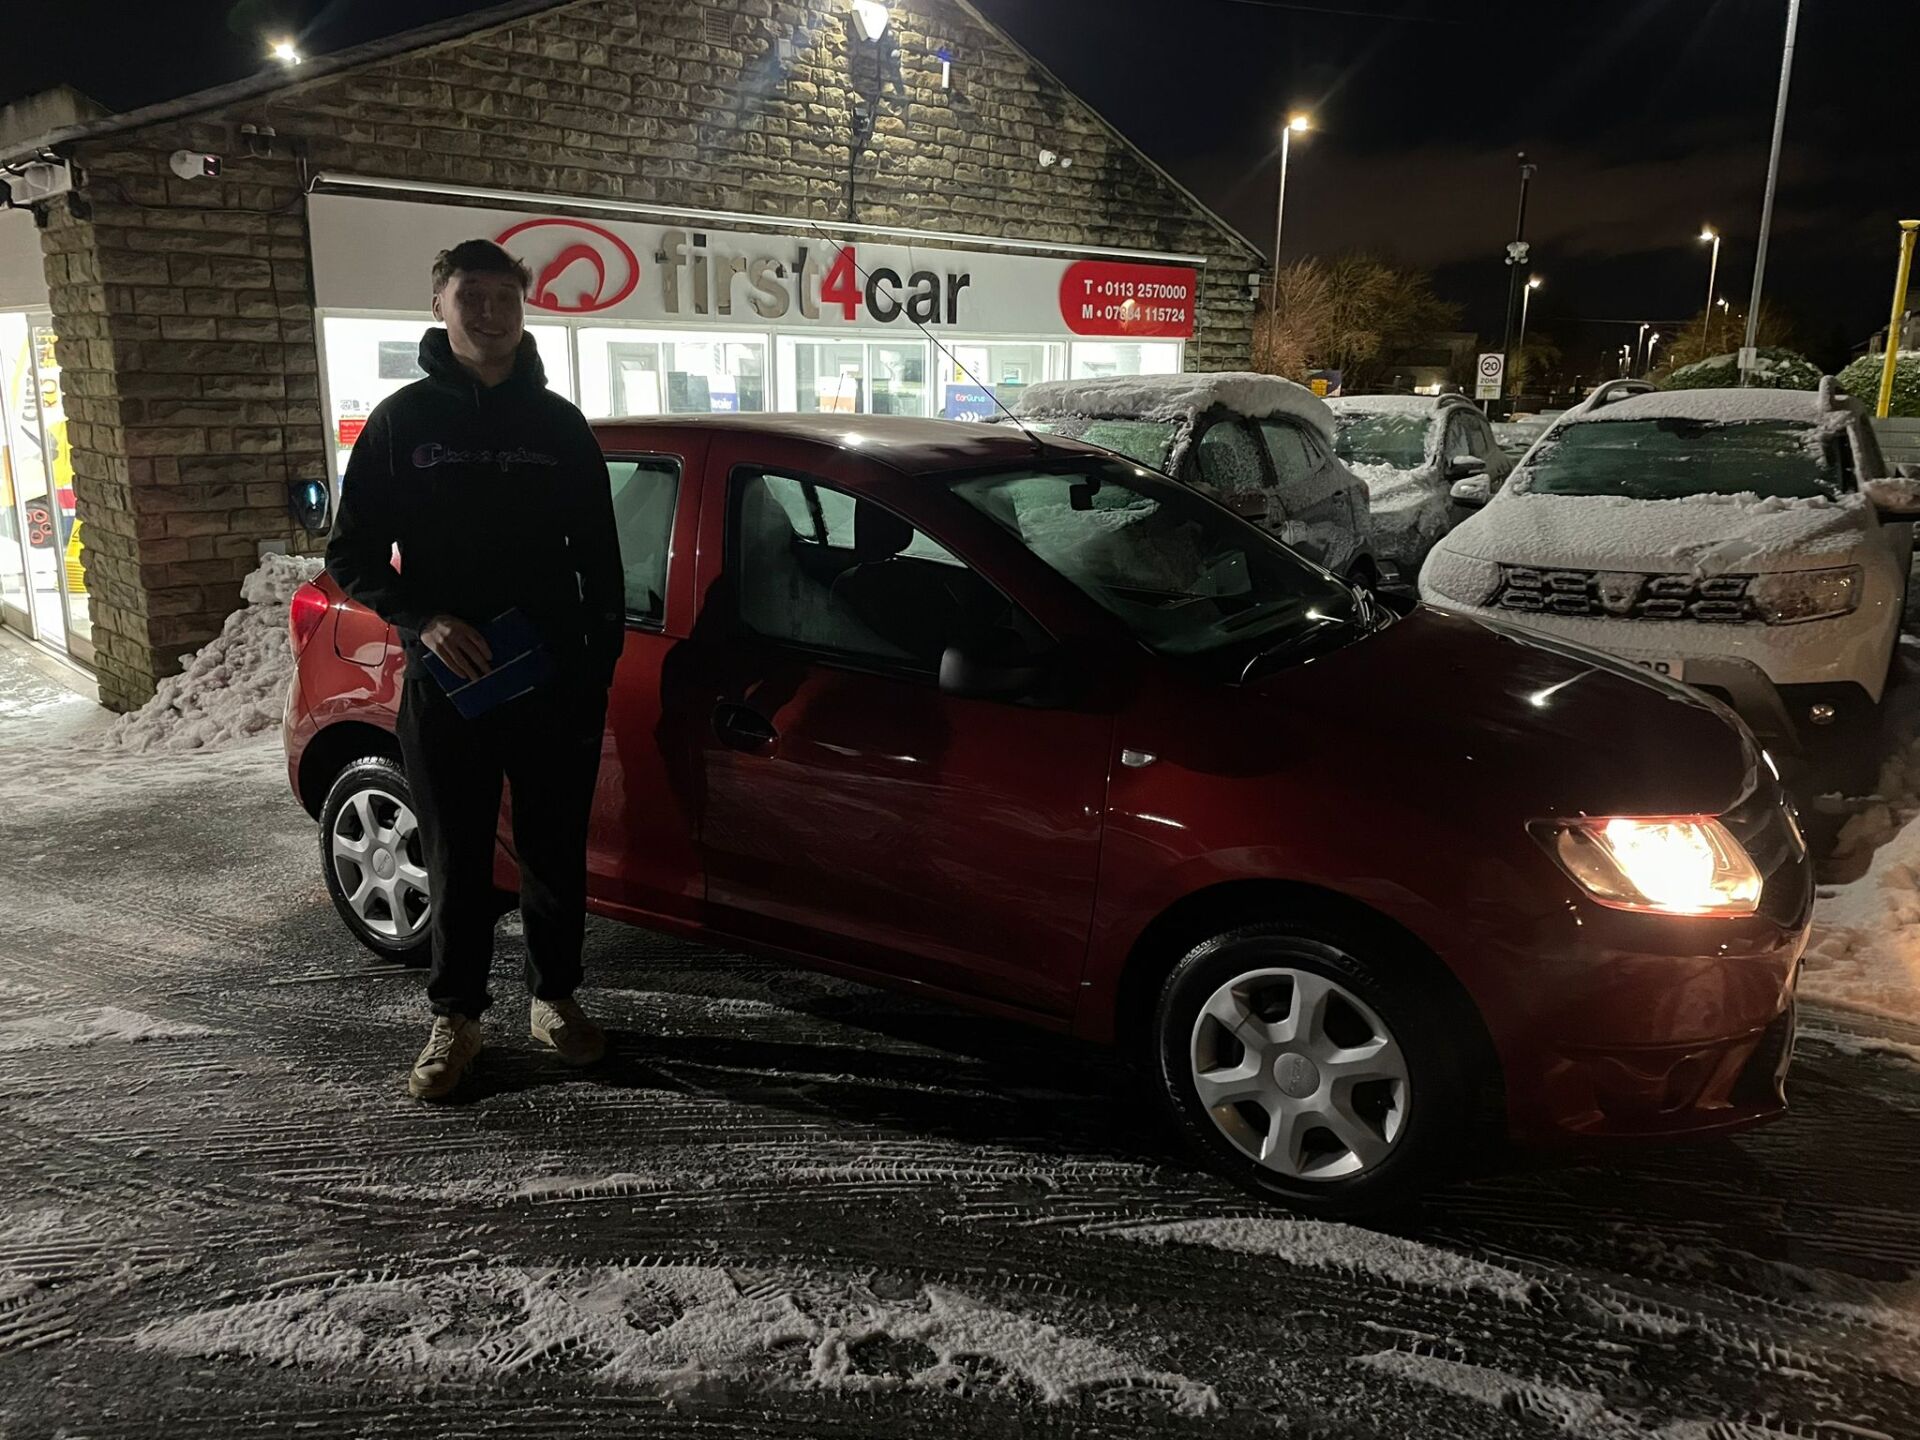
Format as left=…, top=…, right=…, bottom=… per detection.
left=1480, top=784, right=1812, bottom=1143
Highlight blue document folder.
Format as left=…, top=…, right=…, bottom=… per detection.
left=419, top=609, right=558, bottom=719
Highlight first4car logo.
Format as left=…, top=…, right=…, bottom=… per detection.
left=493, top=218, right=642, bottom=314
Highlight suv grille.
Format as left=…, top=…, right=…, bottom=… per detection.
left=1495, top=566, right=1756, bottom=623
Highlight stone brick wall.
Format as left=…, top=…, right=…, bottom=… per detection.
left=39, top=0, right=1258, bottom=707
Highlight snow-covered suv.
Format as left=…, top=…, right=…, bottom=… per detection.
left=1421, top=378, right=1920, bottom=791
left=1011, top=373, right=1382, bottom=587
left=1327, top=393, right=1512, bottom=571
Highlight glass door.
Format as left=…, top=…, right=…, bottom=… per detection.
left=0, top=313, right=33, bottom=638
left=0, top=310, right=87, bottom=658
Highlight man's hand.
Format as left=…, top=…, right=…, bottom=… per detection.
left=420, top=614, right=492, bottom=682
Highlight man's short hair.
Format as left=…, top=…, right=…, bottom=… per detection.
left=431, top=239, right=532, bottom=294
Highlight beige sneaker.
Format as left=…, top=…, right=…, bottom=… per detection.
left=529, top=996, right=606, bottom=1067
left=408, top=1014, right=482, bottom=1100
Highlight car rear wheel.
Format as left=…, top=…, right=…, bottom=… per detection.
left=1152, top=923, right=1475, bottom=1215
left=319, top=757, right=433, bottom=964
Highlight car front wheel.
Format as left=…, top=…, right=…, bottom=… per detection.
left=1152, top=922, right=1476, bottom=1215
left=318, top=757, right=433, bottom=964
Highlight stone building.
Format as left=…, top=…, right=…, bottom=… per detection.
left=0, top=0, right=1260, bottom=709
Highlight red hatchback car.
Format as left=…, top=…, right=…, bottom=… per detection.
left=285, top=414, right=1811, bottom=1213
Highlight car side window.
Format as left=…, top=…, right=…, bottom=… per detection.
left=1258, top=421, right=1318, bottom=491
left=1853, top=420, right=1888, bottom=482
left=1442, top=414, right=1475, bottom=463
left=606, top=455, right=679, bottom=626
left=730, top=470, right=1043, bottom=676
left=1195, top=419, right=1270, bottom=495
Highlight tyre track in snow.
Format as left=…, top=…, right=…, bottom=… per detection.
left=3, top=738, right=1920, bottom=1437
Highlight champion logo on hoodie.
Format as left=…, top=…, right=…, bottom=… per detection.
left=411, top=442, right=561, bottom=472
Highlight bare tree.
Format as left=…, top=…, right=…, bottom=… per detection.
left=1253, top=254, right=1460, bottom=391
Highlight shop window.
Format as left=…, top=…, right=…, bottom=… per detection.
left=0, top=313, right=86, bottom=654
left=577, top=329, right=767, bottom=418
left=777, top=338, right=930, bottom=417
left=1069, top=341, right=1182, bottom=379
left=321, top=316, right=576, bottom=480
left=937, top=341, right=1063, bottom=419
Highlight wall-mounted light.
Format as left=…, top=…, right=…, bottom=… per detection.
left=268, top=38, right=303, bottom=65
left=849, top=1, right=889, bottom=41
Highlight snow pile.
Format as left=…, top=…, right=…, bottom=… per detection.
left=1104, top=1218, right=1537, bottom=1306
left=1014, top=372, right=1334, bottom=442
left=0, top=1005, right=217, bottom=1052
left=131, top=1263, right=1217, bottom=1412
left=97, top=553, right=323, bottom=754
left=1803, top=804, right=1920, bottom=1022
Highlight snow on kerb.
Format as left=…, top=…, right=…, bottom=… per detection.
left=1012, top=372, right=1334, bottom=442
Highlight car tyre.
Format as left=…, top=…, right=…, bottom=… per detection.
left=318, top=756, right=434, bottom=965
left=1152, top=922, right=1477, bottom=1216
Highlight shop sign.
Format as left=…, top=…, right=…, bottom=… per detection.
left=943, top=384, right=997, bottom=422
left=1058, top=261, right=1197, bottom=338
left=311, top=194, right=1198, bottom=340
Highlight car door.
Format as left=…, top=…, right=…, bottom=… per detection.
left=686, top=447, right=1115, bottom=1018
left=577, top=442, right=708, bottom=923
left=1257, top=419, right=1362, bottom=575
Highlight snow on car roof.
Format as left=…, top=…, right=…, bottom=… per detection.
left=1012, top=371, right=1333, bottom=441
left=1325, top=395, right=1450, bottom=415
left=1568, top=387, right=1843, bottom=427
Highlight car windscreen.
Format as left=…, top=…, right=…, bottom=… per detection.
left=1520, top=417, right=1838, bottom=501
left=1332, top=410, right=1428, bottom=470
left=1014, top=417, right=1181, bottom=471
left=950, top=458, right=1360, bottom=662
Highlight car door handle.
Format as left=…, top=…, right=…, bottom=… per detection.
left=713, top=702, right=779, bottom=752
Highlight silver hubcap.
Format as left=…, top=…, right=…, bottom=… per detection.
left=1189, top=967, right=1410, bottom=1182
left=331, top=787, right=431, bottom=941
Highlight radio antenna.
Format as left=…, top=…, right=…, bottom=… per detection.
left=798, top=218, right=1048, bottom=453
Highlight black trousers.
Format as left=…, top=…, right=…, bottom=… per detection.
left=396, top=671, right=608, bottom=1020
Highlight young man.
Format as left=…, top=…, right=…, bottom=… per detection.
left=326, top=240, right=625, bottom=1100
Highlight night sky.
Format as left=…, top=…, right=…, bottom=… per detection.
left=4, top=0, right=1910, bottom=376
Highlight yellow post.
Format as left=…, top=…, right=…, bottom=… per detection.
left=1877, top=220, right=1920, bottom=419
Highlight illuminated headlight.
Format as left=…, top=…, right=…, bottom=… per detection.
left=1422, top=549, right=1501, bottom=606
left=1748, top=566, right=1860, bottom=625
left=1533, top=816, right=1763, bottom=917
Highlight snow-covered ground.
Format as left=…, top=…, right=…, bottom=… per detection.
left=3, top=581, right=1920, bottom=1436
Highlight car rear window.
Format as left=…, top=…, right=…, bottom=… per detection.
left=1016, top=417, right=1180, bottom=470
left=1333, top=411, right=1428, bottom=470
left=1521, top=418, right=1838, bottom=501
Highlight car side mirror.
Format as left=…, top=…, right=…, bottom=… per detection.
left=1449, top=474, right=1492, bottom=508
left=1445, top=454, right=1488, bottom=481
left=1863, top=476, right=1920, bottom=522
left=940, top=641, right=1056, bottom=703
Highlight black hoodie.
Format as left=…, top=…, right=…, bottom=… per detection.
left=326, top=328, right=624, bottom=687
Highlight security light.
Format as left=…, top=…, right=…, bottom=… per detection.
left=269, top=38, right=303, bottom=65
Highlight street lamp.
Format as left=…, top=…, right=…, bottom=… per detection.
left=1647, top=332, right=1662, bottom=371
left=1742, top=0, right=1802, bottom=384
left=1270, top=112, right=1312, bottom=301
left=1515, top=277, right=1542, bottom=393
left=1635, top=321, right=1650, bottom=376
left=1699, top=226, right=1722, bottom=352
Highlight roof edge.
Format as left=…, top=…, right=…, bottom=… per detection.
left=0, top=0, right=579, bottom=164
left=950, top=0, right=1264, bottom=269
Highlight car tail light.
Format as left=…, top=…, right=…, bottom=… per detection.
left=289, top=582, right=330, bottom=656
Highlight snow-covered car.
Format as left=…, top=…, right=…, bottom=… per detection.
left=1422, top=378, right=1920, bottom=792
left=1326, top=393, right=1512, bottom=571
left=1009, top=373, right=1383, bottom=587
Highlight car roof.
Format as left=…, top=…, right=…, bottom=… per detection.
left=588, top=412, right=1109, bottom=476
left=1567, top=387, right=1849, bottom=427
left=1011, top=371, right=1334, bottom=441
left=1326, top=394, right=1470, bottom=415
